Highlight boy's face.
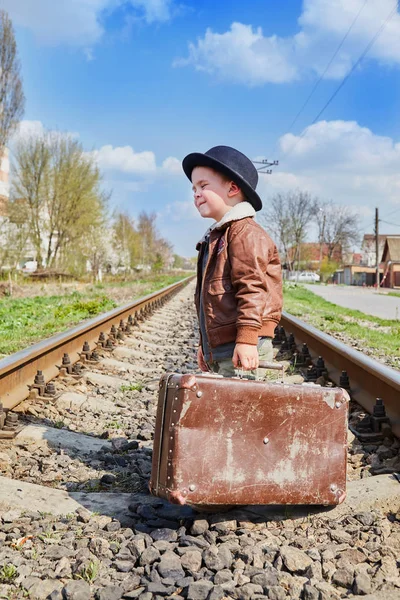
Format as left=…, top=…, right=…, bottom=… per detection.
left=191, top=166, right=239, bottom=222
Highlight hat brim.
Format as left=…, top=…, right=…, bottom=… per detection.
left=182, top=152, right=262, bottom=212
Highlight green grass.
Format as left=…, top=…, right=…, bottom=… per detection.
left=104, top=420, right=122, bottom=429
left=0, top=274, right=189, bottom=358
left=0, top=564, right=18, bottom=583
left=283, top=284, right=400, bottom=368
left=0, top=292, right=116, bottom=357
left=76, top=560, right=99, bottom=583
left=120, top=383, right=143, bottom=392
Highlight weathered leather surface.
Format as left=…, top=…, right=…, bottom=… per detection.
left=150, top=373, right=348, bottom=506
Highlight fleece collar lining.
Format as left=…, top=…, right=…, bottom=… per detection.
left=198, top=201, right=255, bottom=244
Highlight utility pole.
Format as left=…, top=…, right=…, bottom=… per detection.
left=375, top=207, right=379, bottom=289
left=319, top=210, right=326, bottom=274
left=253, top=159, right=279, bottom=174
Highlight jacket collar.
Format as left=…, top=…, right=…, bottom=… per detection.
left=213, top=201, right=255, bottom=229
left=196, top=201, right=255, bottom=247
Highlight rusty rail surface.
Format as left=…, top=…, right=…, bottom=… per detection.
left=281, top=311, right=400, bottom=438
left=0, top=277, right=193, bottom=411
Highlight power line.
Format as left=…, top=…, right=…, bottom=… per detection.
left=280, top=1, right=399, bottom=162
left=381, top=205, right=400, bottom=220
left=285, top=0, right=369, bottom=135
left=380, top=219, right=400, bottom=228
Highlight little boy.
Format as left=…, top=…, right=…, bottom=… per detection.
left=182, top=145, right=283, bottom=377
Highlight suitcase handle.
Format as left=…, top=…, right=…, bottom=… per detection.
left=236, top=360, right=285, bottom=382
left=258, top=361, right=284, bottom=371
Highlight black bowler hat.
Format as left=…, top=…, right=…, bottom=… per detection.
left=182, top=145, right=262, bottom=211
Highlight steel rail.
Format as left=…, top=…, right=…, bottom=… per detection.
left=281, top=311, right=400, bottom=437
left=0, top=277, right=193, bottom=411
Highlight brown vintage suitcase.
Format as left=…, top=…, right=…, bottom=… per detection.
left=150, top=372, right=349, bottom=507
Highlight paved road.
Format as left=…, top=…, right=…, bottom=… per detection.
left=303, top=284, right=400, bottom=320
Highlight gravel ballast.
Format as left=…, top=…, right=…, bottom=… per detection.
left=0, top=281, right=399, bottom=599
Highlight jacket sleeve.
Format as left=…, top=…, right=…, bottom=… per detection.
left=228, top=221, right=281, bottom=345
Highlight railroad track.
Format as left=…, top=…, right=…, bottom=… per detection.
left=280, top=314, right=400, bottom=439
left=0, top=278, right=399, bottom=600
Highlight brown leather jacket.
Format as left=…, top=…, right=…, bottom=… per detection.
left=195, top=214, right=282, bottom=349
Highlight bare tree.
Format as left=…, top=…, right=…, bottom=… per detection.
left=75, top=220, right=111, bottom=279
left=11, top=129, right=108, bottom=271
left=11, top=134, right=49, bottom=267
left=0, top=198, right=30, bottom=269
left=0, top=10, right=25, bottom=155
left=112, top=212, right=139, bottom=273
left=44, top=133, right=107, bottom=267
left=137, top=211, right=173, bottom=270
left=288, top=191, right=318, bottom=270
left=260, top=190, right=318, bottom=271
left=259, top=193, right=292, bottom=268
left=316, top=201, right=359, bottom=263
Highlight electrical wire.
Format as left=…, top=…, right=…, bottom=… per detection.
left=286, top=0, right=369, bottom=135
left=380, top=219, right=400, bottom=228
left=381, top=205, right=400, bottom=220
left=280, top=1, right=399, bottom=162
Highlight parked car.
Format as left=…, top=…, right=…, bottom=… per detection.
left=21, top=260, right=38, bottom=273
left=287, top=271, right=320, bottom=283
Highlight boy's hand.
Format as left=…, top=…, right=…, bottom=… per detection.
left=197, top=346, right=209, bottom=372
left=233, top=343, right=259, bottom=370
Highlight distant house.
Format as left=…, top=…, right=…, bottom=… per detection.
left=360, top=233, right=400, bottom=267
left=381, top=237, right=400, bottom=289
left=337, top=264, right=381, bottom=286
left=287, top=242, right=342, bottom=270
left=342, top=233, right=400, bottom=287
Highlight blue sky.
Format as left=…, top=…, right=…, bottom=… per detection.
left=3, top=0, right=400, bottom=256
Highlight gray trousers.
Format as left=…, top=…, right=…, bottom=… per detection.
left=207, top=337, right=273, bottom=380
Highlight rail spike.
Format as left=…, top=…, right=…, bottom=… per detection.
left=44, top=382, right=56, bottom=397
left=28, top=370, right=46, bottom=396
left=60, top=353, right=73, bottom=375
left=339, top=370, right=350, bottom=390
left=97, top=332, right=106, bottom=348
left=315, top=356, right=327, bottom=378
left=105, top=338, right=115, bottom=350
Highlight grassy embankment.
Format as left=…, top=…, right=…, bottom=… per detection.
left=283, top=284, right=400, bottom=369
left=0, top=274, right=189, bottom=358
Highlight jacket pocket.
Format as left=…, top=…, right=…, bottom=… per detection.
left=208, top=277, right=234, bottom=295
left=207, top=278, right=237, bottom=325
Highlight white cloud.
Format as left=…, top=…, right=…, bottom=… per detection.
left=129, top=0, right=173, bottom=24
left=90, top=145, right=157, bottom=173
left=174, top=22, right=297, bottom=85
left=257, top=171, right=319, bottom=196
left=162, top=156, right=182, bottom=174
left=12, top=120, right=80, bottom=145
left=15, top=120, right=46, bottom=139
left=2, top=0, right=174, bottom=49
left=12, top=124, right=182, bottom=179
left=106, top=179, right=150, bottom=193
left=90, top=145, right=184, bottom=177
left=164, top=200, right=200, bottom=222
left=176, top=0, right=400, bottom=84
left=257, top=120, right=400, bottom=234
left=279, top=120, right=400, bottom=180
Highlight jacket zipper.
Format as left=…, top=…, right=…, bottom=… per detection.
left=201, top=231, right=219, bottom=359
